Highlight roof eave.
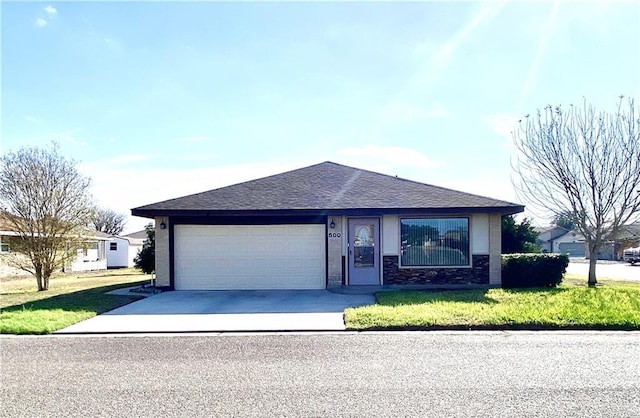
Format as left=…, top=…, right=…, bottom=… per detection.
left=131, top=205, right=525, bottom=219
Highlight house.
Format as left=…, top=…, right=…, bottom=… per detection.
left=107, top=231, right=145, bottom=268
left=535, top=226, right=570, bottom=253
left=0, top=215, right=109, bottom=275
left=536, top=222, right=640, bottom=260
left=66, top=232, right=110, bottom=272
left=131, top=162, right=524, bottom=290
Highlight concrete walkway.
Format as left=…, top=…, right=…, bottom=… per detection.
left=56, top=290, right=375, bottom=334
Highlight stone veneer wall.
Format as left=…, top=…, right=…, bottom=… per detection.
left=383, top=255, right=490, bottom=285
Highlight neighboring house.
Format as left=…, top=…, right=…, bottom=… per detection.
left=0, top=218, right=109, bottom=275
left=107, top=232, right=145, bottom=268
left=66, top=231, right=110, bottom=272
left=535, top=222, right=640, bottom=260
left=552, top=230, right=587, bottom=258
left=535, top=226, right=571, bottom=253
left=132, top=162, right=524, bottom=290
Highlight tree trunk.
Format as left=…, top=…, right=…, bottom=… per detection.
left=587, top=246, right=598, bottom=288
left=35, top=265, right=44, bottom=291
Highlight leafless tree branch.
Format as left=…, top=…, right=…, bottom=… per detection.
left=512, top=97, right=640, bottom=286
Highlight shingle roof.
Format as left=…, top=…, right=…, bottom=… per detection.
left=132, top=161, right=524, bottom=217
left=123, top=230, right=148, bottom=240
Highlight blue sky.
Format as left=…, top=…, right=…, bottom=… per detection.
left=2, top=1, right=639, bottom=233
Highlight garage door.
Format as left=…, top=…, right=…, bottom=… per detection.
left=174, top=224, right=326, bottom=290
left=558, top=242, right=586, bottom=258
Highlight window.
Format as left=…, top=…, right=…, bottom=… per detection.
left=110, top=242, right=118, bottom=251
left=400, top=218, right=470, bottom=267
left=1, top=243, right=9, bottom=253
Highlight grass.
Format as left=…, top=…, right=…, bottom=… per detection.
left=345, top=277, right=640, bottom=331
left=1, top=269, right=150, bottom=334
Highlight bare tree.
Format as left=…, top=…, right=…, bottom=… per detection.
left=513, top=97, right=640, bottom=286
left=91, top=207, right=126, bottom=235
left=0, top=143, right=94, bottom=291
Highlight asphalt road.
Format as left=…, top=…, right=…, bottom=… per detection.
left=1, top=332, right=639, bottom=417
left=566, top=261, right=640, bottom=282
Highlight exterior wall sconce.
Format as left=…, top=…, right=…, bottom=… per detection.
left=159, top=221, right=167, bottom=230
left=329, top=219, right=336, bottom=229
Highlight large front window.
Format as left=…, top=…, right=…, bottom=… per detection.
left=400, top=218, right=470, bottom=267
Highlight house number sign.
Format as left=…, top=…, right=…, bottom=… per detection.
left=328, top=232, right=342, bottom=238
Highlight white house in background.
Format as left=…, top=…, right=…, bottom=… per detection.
left=67, top=231, right=110, bottom=272
left=1, top=217, right=109, bottom=276
left=106, top=231, right=145, bottom=268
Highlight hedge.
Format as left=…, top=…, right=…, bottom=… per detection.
left=501, top=253, right=569, bottom=288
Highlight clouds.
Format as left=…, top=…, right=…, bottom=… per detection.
left=337, top=144, right=443, bottom=171
left=35, top=5, right=57, bottom=27
left=483, top=113, right=520, bottom=143
left=44, top=5, right=57, bottom=17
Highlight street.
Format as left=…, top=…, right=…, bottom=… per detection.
left=1, top=332, right=639, bottom=417
left=566, top=260, right=640, bottom=282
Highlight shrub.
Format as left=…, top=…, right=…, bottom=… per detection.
left=134, top=224, right=155, bottom=274
left=501, top=253, right=569, bottom=288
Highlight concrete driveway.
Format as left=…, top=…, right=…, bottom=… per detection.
left=57, top=290, right=375, bottom=334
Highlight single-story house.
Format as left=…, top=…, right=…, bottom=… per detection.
left=131, top=162, right=524, bottom=290
left=0, top=222, right=109, bottom=276
left=535, top=226, right=571, bottom=253
left=66, top=232, right=110, bottom=272
left=536, top=222, right=640, bottom=260
left=107, top=232, right=145, bottom=268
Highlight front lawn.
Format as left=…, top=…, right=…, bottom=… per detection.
left=1, top=269, right=150, bottom=334
left=345, top=281, right=640, bottom=330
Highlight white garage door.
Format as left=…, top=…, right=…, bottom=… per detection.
left=174, top=224, right=326, bottom=290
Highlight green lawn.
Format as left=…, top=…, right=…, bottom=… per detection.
left=345, top=278, right=640, bottom=331
left=1, top=269, right=150, bottom=334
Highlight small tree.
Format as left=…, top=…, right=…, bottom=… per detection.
left=513, top=97, right=640, bottom=286
left=502, top=216, right=540, bottom=253
left=91, top=207, right=126, bottom=235
left=134, top=223, right=155, bottom=274
left=0, top=143, right=94, bottom=291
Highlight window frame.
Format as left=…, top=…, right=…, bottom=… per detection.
left=110, top=242, right=118, bottom=251
left=398, top=216, right=472, bottom=268
left=0, top=242, right=9, bottom=253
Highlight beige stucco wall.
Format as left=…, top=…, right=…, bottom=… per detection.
left=154, top=216, right=170, bottom=287
left=471, top=214, right=489, bottom=253
left=382, top=215, right=399, bottom=255
left=488, top=213, right=502, bottom=286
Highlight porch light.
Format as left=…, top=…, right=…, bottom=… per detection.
left=160, top=221, right=167, bottom=230
left=329, top=219, right=336, bottom=229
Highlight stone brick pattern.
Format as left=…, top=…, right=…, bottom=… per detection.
left=383, top=255, right=490, bottom=285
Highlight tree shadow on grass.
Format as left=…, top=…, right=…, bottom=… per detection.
left=374, top=287, right=570, bottom=307
left=0, top=281, right=147, bottom=315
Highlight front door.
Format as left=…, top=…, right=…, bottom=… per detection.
left=348, top=218, right=380, bottom=285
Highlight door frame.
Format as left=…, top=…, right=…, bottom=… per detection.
left=346, top=217, right=382, bottom=286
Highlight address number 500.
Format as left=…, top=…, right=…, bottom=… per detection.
left=328, top=232, right=342, bottom=238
